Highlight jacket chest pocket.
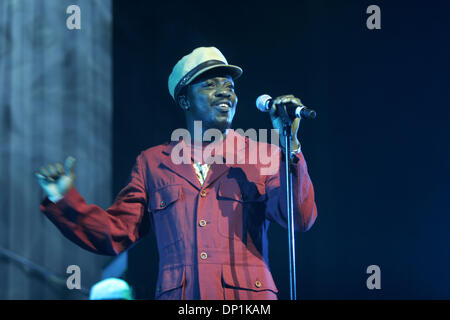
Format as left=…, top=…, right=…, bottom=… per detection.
left=148, top=184, right=184, bottom=249
left=216, top=180, right=266, bottom=240
left=222, top=264, right=278, bottom=300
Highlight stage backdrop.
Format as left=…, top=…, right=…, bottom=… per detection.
left=114, top=0, right=450, bottom=299
left=0, top=0, right=112, bottom=299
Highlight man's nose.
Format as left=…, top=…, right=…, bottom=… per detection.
left=215, top=88, right=232, bottom=98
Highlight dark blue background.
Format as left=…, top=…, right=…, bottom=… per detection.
left=113, top=0, right=450, bottom=299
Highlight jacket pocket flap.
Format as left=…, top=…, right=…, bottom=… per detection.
left=218, top=180, right=243, bottom=201
left=155, top=265, right=185, bottom=298
left=222, top=264, right=278, bottom=293
left=218, top=180, right=266, bottom=202
left=148, top=185, right=181, bottom=211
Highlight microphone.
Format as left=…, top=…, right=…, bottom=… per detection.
left=256, top=94, right=317, bottom=119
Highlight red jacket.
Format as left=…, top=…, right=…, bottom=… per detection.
left=40, top=129, right=317, bottom=299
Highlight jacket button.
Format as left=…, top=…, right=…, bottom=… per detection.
left=160, top=200, right=166, bottom=208
left=200, top=252, right=208, bottom=260
left=255, top=280, right=262, bottom=288
left=200, top=190, right=207, bottom=197
left=199, top=219, right=207, bottom=227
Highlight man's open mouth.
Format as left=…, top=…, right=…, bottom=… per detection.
left=216, top=103, right=231, bottom=111
left=214, top=101, right=232, bottom=112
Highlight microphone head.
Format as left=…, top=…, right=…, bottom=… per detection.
left=296, top=106, right=317, bottom=119
left=308, top=110, right=317, bottom=119
left=256, top=94, right=272, bottom=112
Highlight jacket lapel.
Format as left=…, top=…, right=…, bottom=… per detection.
left=202, top=162, right=230, bottom=189
left=202, top=129, right=247, bottom=189
left=160, top=142, right=201, bottom=190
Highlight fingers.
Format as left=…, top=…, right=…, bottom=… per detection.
left=34, top=172, right=47, bottom=182
left=55, top=162, right=64, bottom=175
left=35, top=156, right=76, bottom=182
left=275, top=95, right=300, bottom=106
left=271, top=95, right=299, bottom=117
left=269, top=102, right=278, bottom=117
left=37, top=166, right=55, bottom=182
left=292, top=117, right=301, bottom=130
left=48, top=164, right=58, bottom=177
left=39, top=166, right=48, bottom=177
left=64, top=156, right=76, bottom=174
left=291, top=97, right=302, bottom=105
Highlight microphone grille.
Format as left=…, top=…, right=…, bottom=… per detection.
left=256, top=94, right=272, bottom=112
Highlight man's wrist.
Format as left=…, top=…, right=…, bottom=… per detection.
left=49, top=193, right=64, bottom=203
left=290, top=144, right=301, bottom=155
left=280, top=142, right=301, bottom=154
left=279, top=143, right=301, bottom=158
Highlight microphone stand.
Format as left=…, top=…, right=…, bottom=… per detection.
left=278, top=104, right=297, bottom=300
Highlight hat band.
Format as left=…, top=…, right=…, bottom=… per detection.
left=174, top=59, right=226, bottom=99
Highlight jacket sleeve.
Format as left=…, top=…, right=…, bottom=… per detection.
left=264, top=149, right=317, bottom=232
left=39, top=153, right=149, bottom=256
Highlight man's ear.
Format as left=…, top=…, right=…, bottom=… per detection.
left=177, top=95, right=190, bottom=111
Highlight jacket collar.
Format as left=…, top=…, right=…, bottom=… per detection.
left=160, top=129, right=247, bottom=190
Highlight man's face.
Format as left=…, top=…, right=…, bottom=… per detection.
left=184, top=71, right=237, bottom=132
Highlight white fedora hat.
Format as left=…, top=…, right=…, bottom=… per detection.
left=168, top=47, right=243, bottom=100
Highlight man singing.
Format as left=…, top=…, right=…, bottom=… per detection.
left=36, top=47, right=317, bottom=300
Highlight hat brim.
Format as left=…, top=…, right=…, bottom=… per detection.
left=184, top=64, right=243, bottom=87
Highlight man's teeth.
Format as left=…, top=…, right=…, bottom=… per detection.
left=218, top=103, right=229, bottom=108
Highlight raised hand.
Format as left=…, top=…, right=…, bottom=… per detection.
left=35, top=156, right=76, bottom=202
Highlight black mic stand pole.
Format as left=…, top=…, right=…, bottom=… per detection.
left=278, top=104, right=297, bottom=300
